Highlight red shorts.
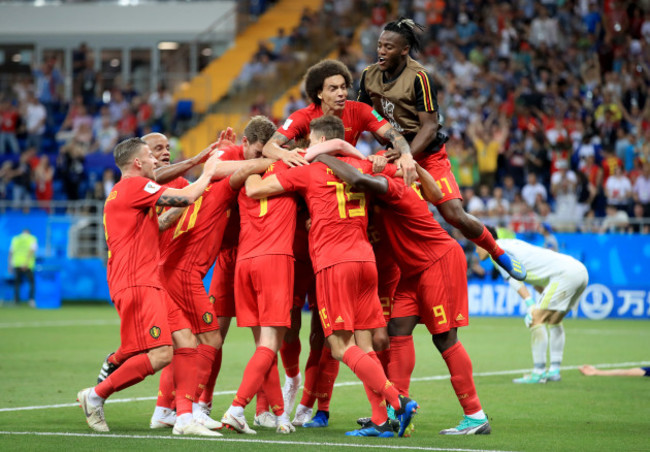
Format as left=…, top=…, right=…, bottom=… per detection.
left=416, top=145, right=462, bottom=206
left=112, top=286, right=183, bottom=355
left=209, top=247, right=237, bottom=318
left=377, top=259, right=400, bottom=323
left=234, top=254, right=294, bottom=327
left=161, top=266, right=219, bottom=335
left=294, top=258, right=315, bottom=309
left=392, top=247, right=469, bottom=335
left=315, top=262, right=386, bottom=337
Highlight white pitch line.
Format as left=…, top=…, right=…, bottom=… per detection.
left=0, top=431, right=516, bottom=452
left=0, top=319, right=119, bottom=329
left=1, top=361, right=648, bottom=414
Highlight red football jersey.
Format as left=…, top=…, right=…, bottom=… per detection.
left=377, top=176, right=458, bottom=277
left=277, top=100, right=388, bottom=146
left=216, top=144, right=244, bottom=251
left=293, top=202, right=311, bottom=264
left=237, top=161, right=297, bottom=260
left=159, top=176, right=238, bottom=276
left=276, top=157, right=395, bottom=272
left=103, top=176, right=166, bottom=294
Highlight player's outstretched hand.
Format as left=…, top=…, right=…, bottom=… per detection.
left=202, top=150, right=223, bottom=179
left=579, top=365, right=598, bottom=376
left=282, top=150, right=309, bottom=167
left=217, top=127, right=237, bottom=148
left=367, top=154, right=388, bottom=173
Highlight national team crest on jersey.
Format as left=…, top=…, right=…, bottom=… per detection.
left=144, top=181, right=162, bottom=194
left=209, top=295, right=216, bottom=304
left=202, top=312, right=214, bottom=324
left=150, top=326, right=162, bottom=339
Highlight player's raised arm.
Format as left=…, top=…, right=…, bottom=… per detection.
left=153, top=140, right=218, bottom=185
left=314, top=154, right=388, bottom=195
left=304, top=138, right=364, bottom=161
left=375, top=123, right=416, bottom=186
left=245, top=173, right=286, bottom=199
left=156, top=152, right=221, bottom=207
left=262, top=131, right=308, bottom=167
left=229, top=158, right=275, bottom=190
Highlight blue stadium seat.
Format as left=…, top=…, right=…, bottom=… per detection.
left=176, top=99, right=194, bottom=120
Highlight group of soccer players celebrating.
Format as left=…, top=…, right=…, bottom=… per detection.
left=78, top=18, right=529, bottom=439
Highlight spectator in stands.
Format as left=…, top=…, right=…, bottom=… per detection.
left=108, top=88, right=128, bottom=124
left=600, top=204, right=629, bottom=233
left=0, top=161, right=14, bottom=201
left=93, top=115, right=118, bottom=154
left=605, top=165, right=632, bottom=211
left=501, top=175, right=519, bottom=204
left=9, top=228, right=38, bottom=307
left=33, top=58, right=63, bottom=124
left=34, top=155, right=54, bottom=205
left=11, top=148, right=35, bottom=208
left=102, top=168, right=116, bottom=198
left=149, top=84, right=174, bottom=131
left=633, top=162, right=650, bottom=216
left=269, top=27, right=290, bottom=54
left=0, top=99, right=20, bottom=154
left=79, top=60, right=99, bottom=112
left=522, top=172, right=548, bottom=208
left=467, top=115, right=508, bottom=187
left=464, top=187, right=486, bottom=218
left=57, top=139, right=86, bottom=200
left=487, top=187, right=510, bottom=219
left=22, top=93, right=47, bottom=153
left=628, top=202, right=650, bottom=234
left=550, top=160, right=579, bottom=229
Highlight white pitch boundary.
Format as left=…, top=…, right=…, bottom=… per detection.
left=0, top=431, right=516, bottom=452
left=0, top=319, right=119, bottom=329
left=1, top=361, right=648, bottom=414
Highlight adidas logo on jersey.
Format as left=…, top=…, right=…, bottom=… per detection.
left=335, top=316, right=344, bottom=323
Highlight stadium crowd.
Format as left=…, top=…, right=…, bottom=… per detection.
left=1, top=0, right=650, bottom=235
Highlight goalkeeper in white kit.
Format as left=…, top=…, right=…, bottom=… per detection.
left=478, top=226, right=589, bottom=384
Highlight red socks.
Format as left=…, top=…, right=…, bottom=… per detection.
left=256, top=389, right=268, bottom=416
left=442, top=342, right=482, bottom=415
left=200, top=347, right=222, bottom=405
left=280, top=338, right=301, bottom=378
left=156, top=362, right=175, bottom=408
left=376, top=349, right=390, bottom=375
left=299, top=344, right=322, bottom=408
left=172, top=347, right=198, bottom=416
left=365, top=352, right=388, bottom=425
left=194, top=344, right=217, bottom=400
left=95, top=353, right=154, bottom=399
left=388, top=335, right=415, bottom=396
left=315, top=347, right=339, bottom=412
left=233, top=346, right=276, bottom=408
left=261, top=356, right=285, bottom=416
left=471, top=225, right=503, bottom=258
left=342, top=345, right=400, bottom=411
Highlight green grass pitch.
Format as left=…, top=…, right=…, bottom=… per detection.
left=0, top=304, right=648, bottom=451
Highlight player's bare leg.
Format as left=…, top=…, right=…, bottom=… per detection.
left=437, top=199, right=526, bottom=280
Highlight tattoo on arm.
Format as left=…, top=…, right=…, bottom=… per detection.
left=156, top=194, right=191, bottom=207
left=270, top=131, right=289, bottom=146
left=158, top=207, right=185, bottom=231
left=384, top=128, right=410, bottom=155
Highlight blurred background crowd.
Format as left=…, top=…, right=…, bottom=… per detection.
left=1, top=0, right=649, bottom=235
